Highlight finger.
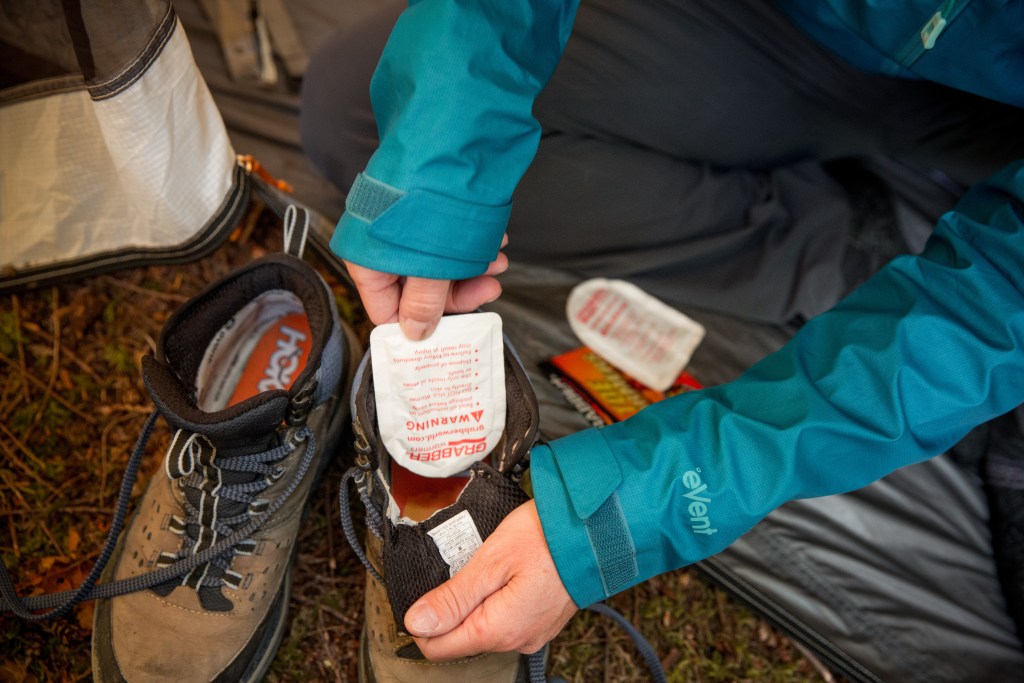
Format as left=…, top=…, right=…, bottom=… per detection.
left=344, top=261, right=400, bottom=325
left=483, top=252, right=509, bottom=276
left=447, top=275, right=502, bottom=313
left=500, top=233, right=509, bottom=248
left=414, top=574, right=576, bottom=660
left=413, top=585, right=511, bottom=659
left=399, top=277, right=452, bottom=340
left=404, top=545, right=511, bottom=639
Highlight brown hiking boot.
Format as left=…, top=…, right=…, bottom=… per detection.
left=340, top=331, right=543, bottom=683
left=88, top=253, right=362, bottom=681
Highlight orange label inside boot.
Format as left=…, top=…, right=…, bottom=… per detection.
left=390, top=461, right=471, bottom=523
left=228, top=313, right=312, bottom=406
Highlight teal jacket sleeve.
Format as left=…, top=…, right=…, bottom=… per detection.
left=330, top=0, right=580, bottom=280
left=532, top=160, right=1024, bottom=607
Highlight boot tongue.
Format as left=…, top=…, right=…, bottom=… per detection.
left=142, top=355, right=289, bottom=453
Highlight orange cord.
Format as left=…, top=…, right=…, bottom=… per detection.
left=237, top=154, right=294, bottom=193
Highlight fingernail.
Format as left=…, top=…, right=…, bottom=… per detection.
left=401, top=319, right=433, bottom=341
left=406, top=602, right=439, bottom=635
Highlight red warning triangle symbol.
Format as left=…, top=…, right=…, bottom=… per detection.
left=471, top=410, right=484, bottom=422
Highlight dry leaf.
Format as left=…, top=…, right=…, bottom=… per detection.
left=67, top=528, right=81, bottom=554
left=76, top=601, right=96, bottom=632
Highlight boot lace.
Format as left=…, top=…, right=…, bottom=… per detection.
left=156, top=429, right=300, bottom=605
left=0, top=411, right=317, bottom=620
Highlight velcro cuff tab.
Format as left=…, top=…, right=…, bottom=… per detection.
left=365, top=184, right=511, bottom=264
left=346, top=173, right=406, bottom=223
left=548, top=428, right=622, bottom=520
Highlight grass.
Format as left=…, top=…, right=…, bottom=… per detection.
left=0, top=205, right=837, bottom=682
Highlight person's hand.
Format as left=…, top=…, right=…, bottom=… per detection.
left=345, top=236, right=509, bottom=340
left=403, top=500, right=578, bottom=658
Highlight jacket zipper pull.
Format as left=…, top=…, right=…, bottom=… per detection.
left=920, top=11, right=947, bottom=50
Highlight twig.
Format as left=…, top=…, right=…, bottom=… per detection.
left=792, top=640, right=835, bottom=682
left=44, top=469, right=91, bottom=507
left=0, top=466, right=31, bottom=510
left=0, top=422, right=54, bottom=489
left=7, top=515, right=19, bottom=559
left=324, top=491, right=337, bottom=576
left=35, top=517, right=64, bottom=557
left=0, top=506, right=114, bottom=518
left=30, top=287, right=61, bottom=428
left=292, top=593, right=357, bottom=626
left=716, top=590, right=729, bottom=627
left=236, top=200, right=265, bottom=245
left=97, top=405, right=153, bottom=416
left=99, top=275, right=189, bottom=303
left=99, top=412, right=145, bottom=509
left=317, top=604, right=345, bottom=683
left=142, top=331, right=158, bottom=356
left=20, top=320, right=104, bottom=385
left=10, top=295, right=31, bottom=404
left=0, top=372, right=23, bottom=423
left=0, top=352, right=97, bottom=424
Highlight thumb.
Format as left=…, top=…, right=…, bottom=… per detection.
left=399, top=276, right=451, bottom=340
left=404, top=551, right=509, bottom=637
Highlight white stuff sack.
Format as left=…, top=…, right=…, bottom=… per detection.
left=370, top=312, right=506, bottom=478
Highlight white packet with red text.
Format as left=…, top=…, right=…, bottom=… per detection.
left=370, top=312, right=506, bottom=478
left=566, top=278, right=705, bottom=392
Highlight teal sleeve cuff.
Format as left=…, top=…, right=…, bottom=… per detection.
left=532, top=438, right=618, bottom=608
left=330, top=174, right=511, bottom=279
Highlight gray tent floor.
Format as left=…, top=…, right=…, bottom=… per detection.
left=179, top=2, right=1024, bottom=680
left=488, top=263, right=1024, bottom=683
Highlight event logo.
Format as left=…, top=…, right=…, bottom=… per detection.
left=682, top=469, right=717, bottom=536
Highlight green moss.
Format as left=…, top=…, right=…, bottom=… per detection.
left=0, top=311, right=22, bottom=356
left=103, top=344, right=135, bottom=374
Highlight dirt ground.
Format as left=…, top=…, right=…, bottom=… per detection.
left=0, top=205, right=838, bottom=682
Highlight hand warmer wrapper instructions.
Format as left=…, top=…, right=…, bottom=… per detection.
left=567, top=278, right=706, bottom=392
left=370, top=312, right=506, bottom=478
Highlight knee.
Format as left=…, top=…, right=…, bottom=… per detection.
left=299, top=1, right=404, bottom=191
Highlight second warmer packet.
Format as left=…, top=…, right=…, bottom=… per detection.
left=370, top=312, right=506, bottom=478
